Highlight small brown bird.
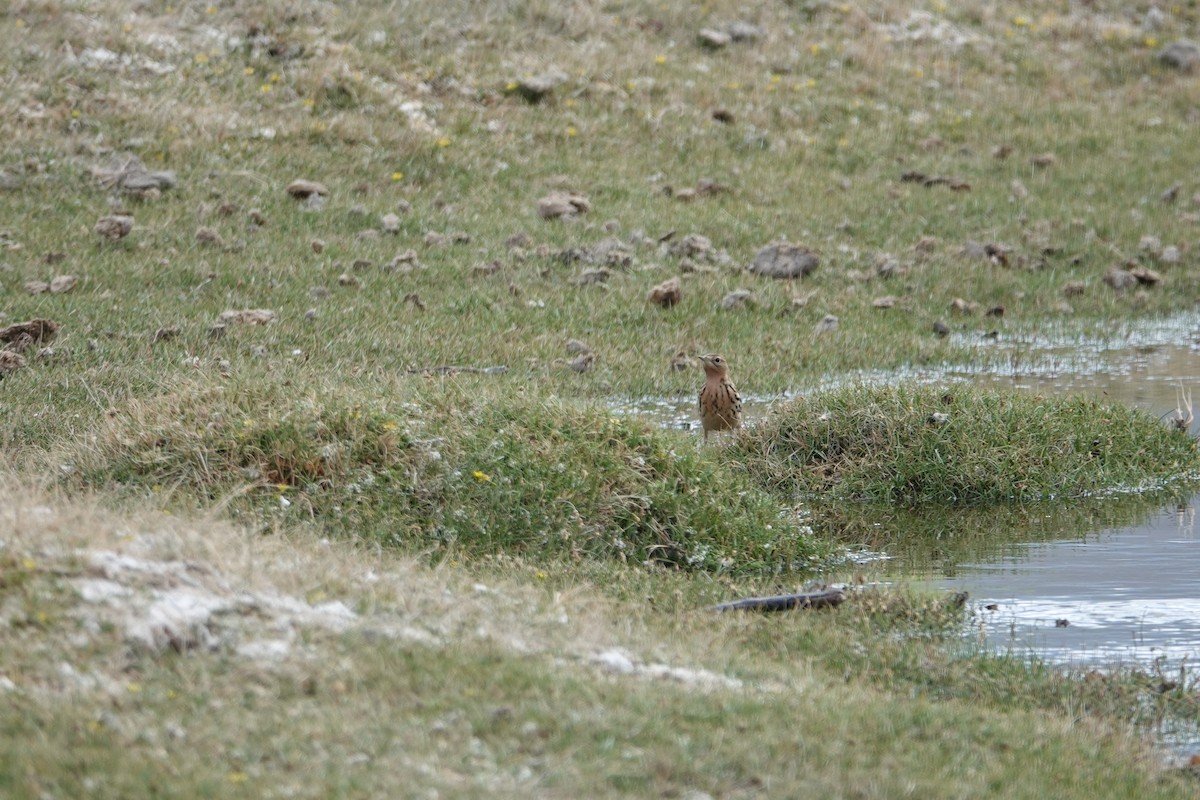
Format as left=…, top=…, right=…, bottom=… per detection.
left=697, top=353, right=742, bottom=442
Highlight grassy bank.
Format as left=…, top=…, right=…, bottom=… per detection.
left=3, top=0, right=1200, bottom=796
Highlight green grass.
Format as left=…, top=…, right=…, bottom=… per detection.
left=736, top=383, right=1200, bottom=504
left=4, top=0, right=1200, bottom=796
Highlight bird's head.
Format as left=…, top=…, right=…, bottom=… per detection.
left=698, top=353, right=728, bottom=377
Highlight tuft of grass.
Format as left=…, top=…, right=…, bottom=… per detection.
left=734, top=383, right=1200, bottom=504
left=67, top=380, right=829, bottom=574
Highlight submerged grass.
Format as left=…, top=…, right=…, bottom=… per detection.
left=736, top=383, right=1200, bottom=504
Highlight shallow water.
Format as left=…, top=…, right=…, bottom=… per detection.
left=627, top=316, right=1200, bottom=678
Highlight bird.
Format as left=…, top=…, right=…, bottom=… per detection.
left=697, top=354, right=742, bottom=443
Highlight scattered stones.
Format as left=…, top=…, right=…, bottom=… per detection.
left=813, top=314, right=839, bottom=336
left=950, top=297, right=979, bottom=314
left=537, top=192, right=591, bottom=220
left=24, top=280, right=50, bottom=295
left=747, top=242, right=819, bottom=279
left=337, top=272, right=360, bottom=287
left=900, top=171, right=970, bottom=191
left=647, top=277, right=682, bottom=308
left=49, top=275, right=77, bottom=294
left=94, top=214, right=134, bottom=240
left=932, top=321, right=950, bottom=337
left=248, top=208, right=266, bottom=226
left=1103, top=266, right=1137, bottom=290
left=286, top=179, right=329, bottom=199
left=928, top=412, right=950, bottom=426
left=565, top=338, right=591, bottom=354
left=218, top=309, right=275, bottom=325
left=311, top=239, right=326, bottom=254
left=720, top=289, right=755, bottom=310
left=1139, top=235, right=1163, bottom=256
left=872, top=295, right=899, bottom=309
left=1159, top=40, right=1200, bottom=71
left=1162, top=245, right=1181, bottom=264
left=381, top=213, right=401, bottom=234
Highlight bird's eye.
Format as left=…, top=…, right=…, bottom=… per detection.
left=713, top=357, right=723, bottom=364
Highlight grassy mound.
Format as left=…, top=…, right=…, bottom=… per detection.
left=69, top=380, right=826, bottom=574
left=734, top=384, right=1200, bottom=505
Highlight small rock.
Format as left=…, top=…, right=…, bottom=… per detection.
left=813, top=314, right=839, bottom=335
left=49, top=275, right=77, bottom=294
left=287, top=179, right=329, bottom=199
left=1062, top=281, right=1086, bottom=297
left=248, top=208, right=267, bottom=226
left=304, top=194, right=326, bottom=211
left=514, top=69, right=568, bottom=103
left=565, top=338, right=591, bottom=354
left=727, top=21, right=763, bottom=41
left=932, top=321, right=950, bottom=337
left=474, top=260, right=503, bottom=276
left=93, top=214, right=134, bottom=240
left=0, top=350, right=26, bottom=374
left=1162, top=245, right=1181, bottom=264
left=986, top=304, right=1005, bottom=317
left=574, top=268, right=611, bottom=286
left=0, top=319, right=59, bottom=349
left=1131, top=266, right=1163, bottom=286
left=1031, top=153, right=1056, bottom=168
left=711, top=108, right=735, bottom=124
left=1159, top=40, right=1200, bottom=72
left=219, top=309, right=275, bottom=325
left=950, top=297, right=979, bottom=314
left=1139, top=235, right=1163, bottom=256
left=537, top=192, right=591, bottom=219
left=669, top=350, right=693, bottom=371
left=698, top=28, right=732, bottom=48
left=195, top=227, right=225, bottom=248
left=928, top=412, right=950, bottom=425
left=311, top=239, right=326, bottom=254
left=747, top=242, right=819, bottom=279
left=647, top=277, right=682, bottom=308
left=1053, top=301, right=1075, bottom=314
left=567, top=352, right=595, bottom=373
left=1161, top=183, right=1182, bottom=204
left=337, top=273, right=359, bottom=287
left=381, top=213, right=401, bottom=234
left=24, top=280, right=50, bottom=295
left=720, top=289, right=755, bottom=310
left=152, top=326, right=180, bottom=343
left=1103, top=267, right=1137, bottom=290
left=1010, top=179, right=1029, bottom=199
left=207, top=323, right=226, bottom=339
left=404, top=292, right=426, bottom=311
left=872, top=296, right=899, bottom=309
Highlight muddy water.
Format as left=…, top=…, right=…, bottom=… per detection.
left=624, top=316, right=1200, bottom=677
